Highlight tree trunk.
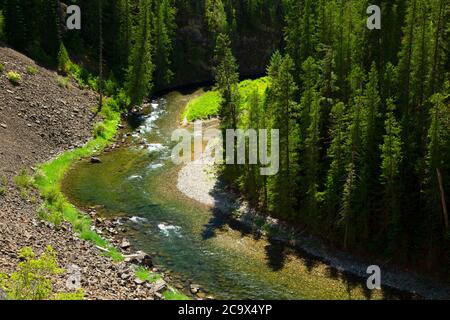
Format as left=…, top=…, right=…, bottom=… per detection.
left=436, top=168, right=449, bottom=232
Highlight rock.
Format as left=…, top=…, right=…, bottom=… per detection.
left=0, top=288, right=7, bottom=300
left=90, top=157, right=102, bottom=164
left=124, top=251, right=153, bottom=268
left=152, top=279, right=167, bottom=292
left=190, top=284, right=201, bottom=294
left=197, top=291, right=206, bottom=299
left=134, top=278, right=145, bottom=285
left=120, top=239, right=131, bottom=249
left=0, top=123, right=7, bottom=129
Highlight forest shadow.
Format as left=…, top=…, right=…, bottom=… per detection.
left=202, top=176, right=419, bottom=300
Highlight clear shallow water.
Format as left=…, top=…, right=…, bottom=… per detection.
left=62, top=90, right=406, bottom=300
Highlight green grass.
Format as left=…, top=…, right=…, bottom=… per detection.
left=183, top=90, right=222, bottom=122
left=182, top=77, right=270, bottom=122
left=162, top=287, right=191, bottom=300
left=33, top=97, right=123, bottom=261
left=135, top=266, right=161, bottom=283
left=7, top=71, right=21, bottom=85
left=26, top=65, right=39, bottom=75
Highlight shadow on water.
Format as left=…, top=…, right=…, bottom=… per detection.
left=203, top=174, right=419, bottom=300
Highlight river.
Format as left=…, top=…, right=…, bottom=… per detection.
left=62, top=89, right=410, bottom=300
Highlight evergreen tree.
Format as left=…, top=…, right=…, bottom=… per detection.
left=126, top=0, right=154, bottom=107
left=266, top=52, right=299, bottom=219
left=380, top=99, right=403, bottom=253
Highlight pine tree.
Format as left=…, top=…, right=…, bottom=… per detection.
left=266, top=52, right=299, bottom=219
left=324, top=102, right=348, bottom=233
left=153, top=0, right=177, bottom=88
left=214, top=32, right=240, bottom=184
left=380, top=99, right=403, bottom=252
left=126, top=0, right=154, bottom=107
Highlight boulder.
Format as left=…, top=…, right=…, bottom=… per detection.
left=120, top=239, right=131, bottom=250
left=90, top=157, right=102, bottom=164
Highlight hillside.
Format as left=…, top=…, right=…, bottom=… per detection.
left=0, top=46, right=154, bottom=300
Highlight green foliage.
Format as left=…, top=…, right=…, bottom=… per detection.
left=7, top=71, right=21, bottom=85
left=0, top=10, right=5, bottom=41
left=0, top=246, right=62, bottom=300
left=57, top=43, right=72, bottom=74
left=57, top=76, right=69, bottom=88
left=93, top=122, right=107, bottom=139
left=126, top=0, right=154, bottom=107
left=0, top=63, right=4, bottom=73
left=26, top=65, right=38, bottom=75
left=53, top=290, right=84, bottom=300
left=183, top=90, right=222, bottom=121
left=135, top=266, right=161, bottom=283
left=0, top=175, right=7, bottom=197
left=13, top=169, right=33, bottom=190
left=162, top=287, right=191, bottom=300
left=33, top=96, right=122, bottom=262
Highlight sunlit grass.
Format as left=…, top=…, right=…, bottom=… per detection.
left=33, top=98, right=123, bottom=262
left=182, top=77, right=270, bottom=122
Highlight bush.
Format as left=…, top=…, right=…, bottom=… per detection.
left=0, top=63, right=4, bottom=73
left=13, top=169, right=34, bottom=190
left=0, top=10, right=5, bottom=41
left=57, top=43, right=72, bottom=74
left=7, top=71, right=21, bottom=85
left=57, top=76, right=69, bottom=88
left=93, top=122, right=107, bottom=139
left=0, top=246, right=63, bottom=300
left=37, top=205, right=63, bottom=226
left=0, top=176, right=6, bottom=196
left=26, top=65, right=39, bottom=75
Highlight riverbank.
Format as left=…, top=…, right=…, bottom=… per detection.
left=0, top=46, right=161, bottom=299
left=176, top=119, right=450, bottom=300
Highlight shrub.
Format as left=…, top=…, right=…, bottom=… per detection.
left=0, top=63, right=4, bottom=73
left=37, top=205, right=63, bottom=226
left=26, top=65, right=39, bottom=75
left=54, top=290, right=84, bottom=300
left=116, top=89, right=131, bottom=110
left=57, top=43, right=71, bottom=74
left=57, top=76, right=69, bottom=88
left=0, top=246, right=63, bottom=300
left=136, top=266, right=161, bottom=283
left=0, top=176, right=7, bottom=196
left=93, top=122, right=107, bottom=139
left=13, top=169, right=34, bottom=190
left=7, top=71, right=21, bottom=85
left=0, top=10, right=5, bottom=41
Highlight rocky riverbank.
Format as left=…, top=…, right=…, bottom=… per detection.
left=176, top=120, right=450, bottom=300
left=0, top=46, right=160, bottom=300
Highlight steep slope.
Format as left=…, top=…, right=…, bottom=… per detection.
left=0, top=46, right=154, bottom=299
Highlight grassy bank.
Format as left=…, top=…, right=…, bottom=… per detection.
left=33, top=97, right=123, bottom=261
left=182, top=77, right=269, bottom=122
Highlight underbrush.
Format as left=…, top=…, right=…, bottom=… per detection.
left=0, top=246, right=84, bottom=300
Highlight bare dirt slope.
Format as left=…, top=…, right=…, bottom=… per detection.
left=0, top=46, right=154, bottom=299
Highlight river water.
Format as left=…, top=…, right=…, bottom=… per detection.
left=62, top=90, right=406, bottom=300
